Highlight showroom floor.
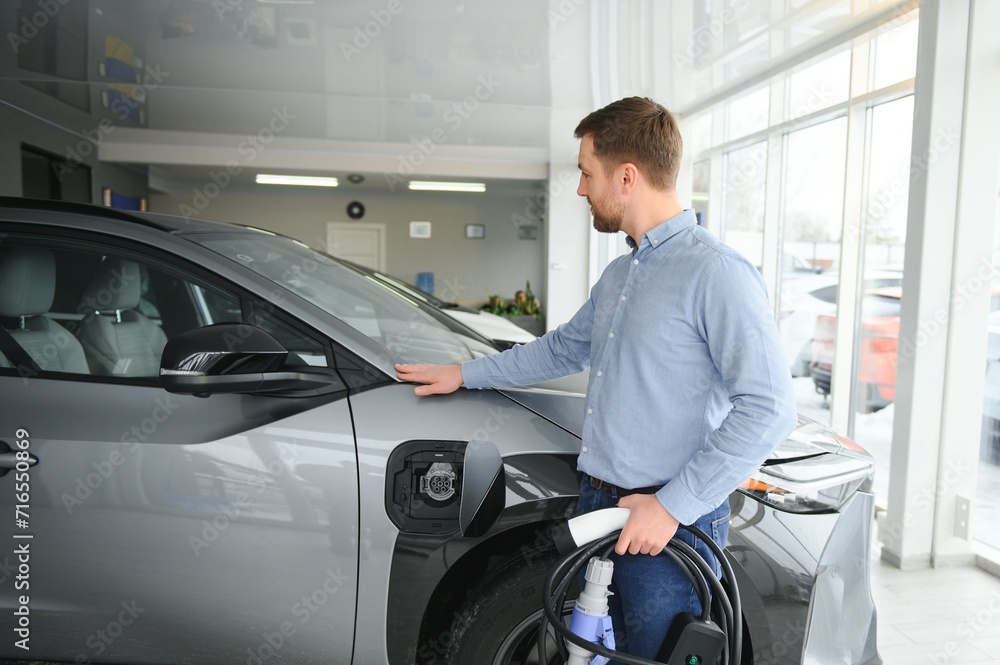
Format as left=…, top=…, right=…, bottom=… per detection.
left=873, top=548, right=1000, bottom=663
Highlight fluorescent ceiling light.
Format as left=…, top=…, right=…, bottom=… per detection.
left=408, top=181, right=486, bottom=193
left=256, top=174, right=339, bottom=187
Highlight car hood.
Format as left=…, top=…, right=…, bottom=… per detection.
left=496, top=373, right=873, bottom=466
left=445, top=310, right=537, bottom=344
left=495, top=372, right=589, bottom=438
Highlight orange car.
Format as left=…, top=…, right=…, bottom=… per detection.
left=810, top=287, right=901, bottom=412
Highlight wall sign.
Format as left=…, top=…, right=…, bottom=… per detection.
left=410, top=221, right=432, bottom=239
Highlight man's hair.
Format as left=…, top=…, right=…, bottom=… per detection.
left=574, top=97, right=682, bottom=191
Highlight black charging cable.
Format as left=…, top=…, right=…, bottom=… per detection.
left=537, top=525, right=741, bottom=665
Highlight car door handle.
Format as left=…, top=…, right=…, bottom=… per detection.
left=0, top=451, right=38, bottom=469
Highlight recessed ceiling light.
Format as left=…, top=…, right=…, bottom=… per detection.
left=256, top=174, right=339, bottom=187
left=408, top=181, right=486, bottom=193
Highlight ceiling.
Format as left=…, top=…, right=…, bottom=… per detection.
left=139, top=0, right=554, bottom=146
left=0, top=0, right=899, bottom=193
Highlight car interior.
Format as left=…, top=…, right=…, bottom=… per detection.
left=0, top=241, right=266, bottom=377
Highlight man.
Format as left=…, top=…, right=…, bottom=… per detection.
left=396, top=96, right=797, bottom=660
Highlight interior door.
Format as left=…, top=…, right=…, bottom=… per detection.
left=327, top=222, right=386, bottom=270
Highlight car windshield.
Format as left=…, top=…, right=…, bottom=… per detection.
left=193, top=233, right=498, bottom=364
left=371, top=270, right=454, bottom=309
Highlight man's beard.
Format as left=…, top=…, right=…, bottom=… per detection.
left=590, top=194, right=625, bottom=234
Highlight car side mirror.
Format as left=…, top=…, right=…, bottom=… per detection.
left=160, top=324, right=339, bottom=396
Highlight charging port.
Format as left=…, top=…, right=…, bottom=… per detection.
left=421, top=462, right=457, bottom=502
left=385, top=440, right=466, bottom=534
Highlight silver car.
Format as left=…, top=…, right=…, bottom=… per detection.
left=0, top=198, right=880, bottom=664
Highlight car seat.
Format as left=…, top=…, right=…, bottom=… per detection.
left=0, top=247, right=89, bottom=373
left=76, top=257, right=168, bottom=376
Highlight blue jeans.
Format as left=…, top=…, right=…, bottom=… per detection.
left=575, top=475, right=730, bottom=662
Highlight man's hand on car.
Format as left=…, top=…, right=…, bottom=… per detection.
left=395, top=363, right=464, bottom=395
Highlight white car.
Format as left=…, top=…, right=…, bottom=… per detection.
left=779, top=268, right=903, bottom=377
left=351, top=265, right=538, bottom=349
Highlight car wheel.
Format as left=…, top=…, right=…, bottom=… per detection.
left=442, top=551, right=573, bottom=665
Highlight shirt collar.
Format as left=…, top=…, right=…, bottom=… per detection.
left=625, top=209, right=698, bottom=251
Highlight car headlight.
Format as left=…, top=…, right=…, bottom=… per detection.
left=739, top=430, right=875, bottom=513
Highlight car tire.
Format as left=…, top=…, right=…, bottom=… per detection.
left=442, top=550, right=571, bottom=665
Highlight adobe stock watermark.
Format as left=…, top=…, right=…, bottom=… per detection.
left=380, top=275, right=471, bottom=364
left=469, top=406, right=514, bottom=443
left=53, top=61, right=169, bottom=182
left=339, top=0, right=405, bottom=62
left=74, top=600, right=145, bottom=664
left=893, top=256, right=996, bottom=371
left=754, top=618, right=806, bottom=662
left=61, top=395, right=182, bottom=514
left=547, top=0, right=588, bottom=28
left=924, top=591, right=1000, bottom=665
left=384, top=74, right=502, bottom=191
left=879, top=456, right=970, bottom=551
left=846, top=125, right=959, bottom=246
left=10, top=256, right=144, bottom=386
left=188, top=446, right=301, bottom=556
left=509, top=168, right=578, bottom=238
left=244, top=568, right=350, bottom=665
left=418, top=610, right=475, bottom=664
left=178, top=106, right=296, bottom=220
left=725, top=83, right=835, bottom=192
left=673, top=0, right=750, bottom=69
left=7, top=0, right=72, bottom=54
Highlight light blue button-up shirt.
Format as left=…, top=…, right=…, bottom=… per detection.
left=460, top=210, right=797, bottom=524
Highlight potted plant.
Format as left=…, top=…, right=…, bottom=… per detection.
left=481, top=281, right=545, bottom=336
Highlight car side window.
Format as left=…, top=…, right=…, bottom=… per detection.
left=0, top=236, right=333, bottom=379
left=0, top=239, right=247, bottom=379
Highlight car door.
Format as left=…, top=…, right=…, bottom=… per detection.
left=0, top=231, right=359, bottom=664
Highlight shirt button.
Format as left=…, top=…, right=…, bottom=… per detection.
left=633, top=259, right=639, bottom=265
left=587, top=408, right=593, bottom=414
left=581, top=446, right=588, bottom=453
left=597, top=370, right=603, bottom=377
left=620, top=295, right=627, bottom=302
left=608, top=332, right=615, bottom=339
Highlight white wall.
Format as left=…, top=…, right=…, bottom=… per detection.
left=150, top=184, right=546, bottom=310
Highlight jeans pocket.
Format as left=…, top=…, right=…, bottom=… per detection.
left=709, top=510, right=729, bottom=544
left=706, top=509, right=730, bottom=578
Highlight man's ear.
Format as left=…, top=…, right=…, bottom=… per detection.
left=619, top=163, right=639, bottom=194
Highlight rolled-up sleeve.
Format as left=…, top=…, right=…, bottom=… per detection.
left=461, top=294, right=595, bottom=389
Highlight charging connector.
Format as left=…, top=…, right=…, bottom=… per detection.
left=656, top=612, right=726, bottom=665
left=539, top=507, right=741, bottom=665
left=566, top=557, right=616, bottom=665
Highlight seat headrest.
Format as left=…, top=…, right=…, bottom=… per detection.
left=0, top=247, right=56, bottom=317
left=81, top=258, right=142, bottom=313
